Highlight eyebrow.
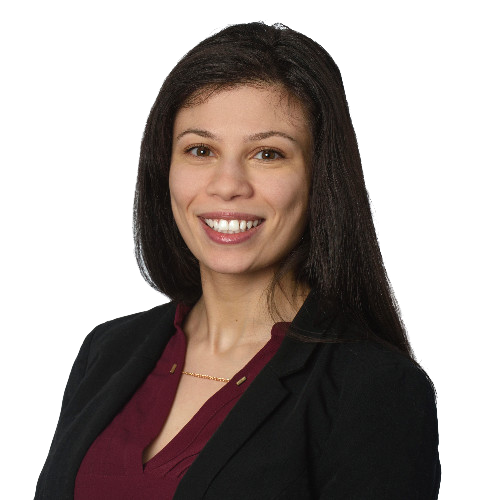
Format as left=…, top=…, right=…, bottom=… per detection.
left=175, top=128, right=297, bottom=143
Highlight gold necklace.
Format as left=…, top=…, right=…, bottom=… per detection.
left=181, top=370, right=230, bottom=383
left=169, top=363, right=247, bottom=385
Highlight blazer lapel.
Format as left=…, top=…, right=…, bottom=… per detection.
left=174, top=289, right=327, bottom=499
left=174, top=363, right=291, bottom=499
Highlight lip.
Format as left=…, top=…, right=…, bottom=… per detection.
left=198, top=211, right=264, bottom=221
left=198, top=215, right=264, bottom=245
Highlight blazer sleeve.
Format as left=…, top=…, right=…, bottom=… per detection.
left=318, top=360, right=441, bottom=499
left=60, top=329, right=96, bottom=410
left=35, top=328, right=96, bottom=498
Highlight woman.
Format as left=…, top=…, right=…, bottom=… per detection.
left=35, top=22, right=440, bottom=499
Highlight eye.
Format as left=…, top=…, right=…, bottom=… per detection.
left=186, top=145, right=215, bottom=157
left=254, top=149, right=283, bottom=161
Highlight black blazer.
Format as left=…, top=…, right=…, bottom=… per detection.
left=35, top=291, right=440, bottom=499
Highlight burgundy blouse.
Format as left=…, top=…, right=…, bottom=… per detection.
left=74, top=303, right=288, bottom=499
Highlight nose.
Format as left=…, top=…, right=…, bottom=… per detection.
left=205, top=157, right=254, bottom=201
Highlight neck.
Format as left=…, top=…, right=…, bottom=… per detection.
left=183, top=266, right=310, bottom=354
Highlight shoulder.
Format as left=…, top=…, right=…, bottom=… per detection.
left=312, top=342, right=440, bottom=497
left=331, top=340, right=434, bottom=386
left=77, top=301, right=178, bottom=369
left=58, top=301, right=178, bottom=411
left=312, top=339, right=437, bottom=417
left=91, top=302, right=176, bottom=340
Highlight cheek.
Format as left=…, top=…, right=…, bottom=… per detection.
left=169, top=165, right=200, bottom=216
left=262, top=175, right=309, bottom=219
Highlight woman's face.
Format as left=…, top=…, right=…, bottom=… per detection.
left=169, top=85, right=312, bottom=278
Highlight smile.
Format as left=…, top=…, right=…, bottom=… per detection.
left=203, top=218, right=263, bottom=234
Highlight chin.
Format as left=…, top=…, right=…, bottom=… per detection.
left=202, top=262, right=256, bottom=276
left=199, top=254, right=271, bottom=278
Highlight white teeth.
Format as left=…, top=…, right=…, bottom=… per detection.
left=203, top=218, right=262, bottom=234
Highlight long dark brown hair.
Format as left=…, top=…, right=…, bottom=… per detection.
left=134, top=22, right=413, bottom=359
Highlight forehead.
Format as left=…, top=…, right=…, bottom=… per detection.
left=173, top=85, right=311, bottom=138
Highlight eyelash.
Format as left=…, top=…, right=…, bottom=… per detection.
left=184, top=144, right=285, bottom=160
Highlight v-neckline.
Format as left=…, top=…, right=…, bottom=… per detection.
left=142, top=304, right=288, bottom=472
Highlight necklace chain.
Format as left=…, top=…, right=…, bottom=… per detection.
left=181, top=370, right=230, bottom=383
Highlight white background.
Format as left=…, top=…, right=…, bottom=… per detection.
left=0, top=0, right=500, bottom=499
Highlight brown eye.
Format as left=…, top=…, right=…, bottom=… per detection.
left=188, top=146, right=214, bottom=157
left=255, top=149, right=282, bottom=160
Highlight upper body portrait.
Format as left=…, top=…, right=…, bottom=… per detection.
left=35, top=22, right=440, bottom=499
